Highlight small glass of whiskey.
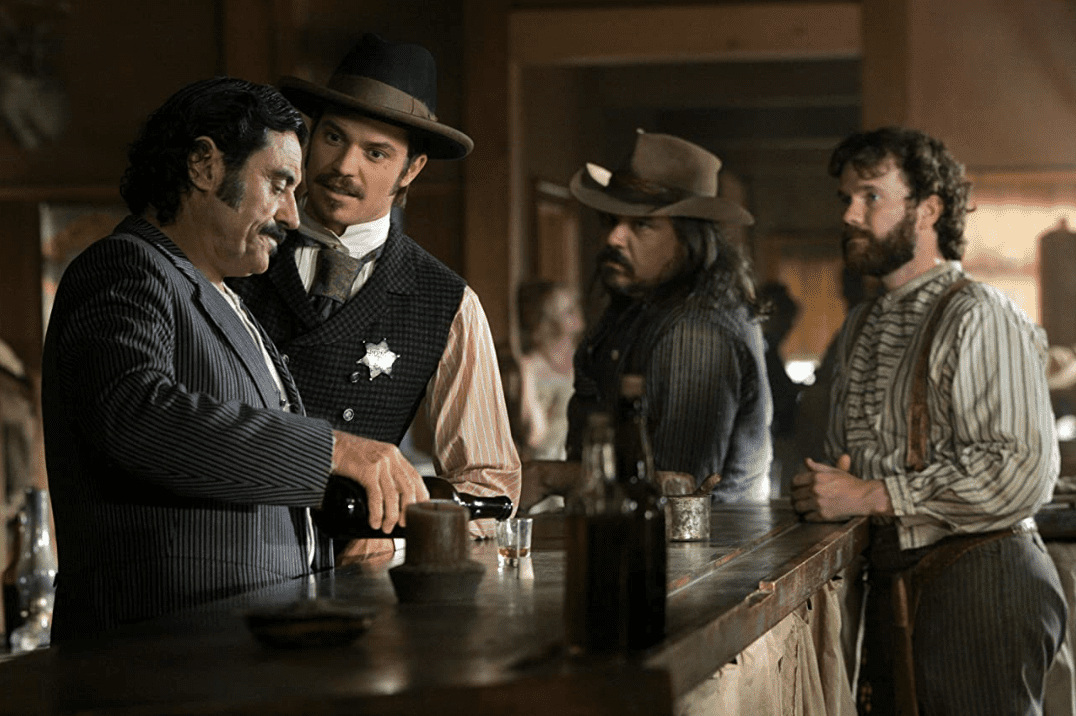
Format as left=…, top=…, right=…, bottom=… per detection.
left=496, top=517, right=533, bottom=567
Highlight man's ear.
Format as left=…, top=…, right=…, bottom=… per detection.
left=918, top=194, right=943, bottom=232
left=188, top=136, right=223, bottom=192
left=398, top=153, right=428, bottom=189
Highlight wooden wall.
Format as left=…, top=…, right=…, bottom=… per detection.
left=0, top=0, right=481, bottom=373
left=5, top=0, right=1076, bottom=370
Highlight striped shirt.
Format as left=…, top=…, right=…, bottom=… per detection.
left=292, top=210, right=521, bottom=538
left=826, top=261, right=1059, bottom=550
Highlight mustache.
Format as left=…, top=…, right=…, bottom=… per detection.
left=596, top=246, right=631, bottom=270
left=315, top=172, right=364, bottom=199
left=259, top=222, right=288, bottom=242
left=842, top=226, right=873, bottom=245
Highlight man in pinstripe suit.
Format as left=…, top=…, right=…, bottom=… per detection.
left=41, top=77, right=427, bottom=642
left=792, top=127, right=1065, bottom=715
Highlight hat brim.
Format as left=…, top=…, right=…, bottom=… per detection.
left=279, top=76, right=474, bottom=160
left=569, top=166, right=754, bottom=225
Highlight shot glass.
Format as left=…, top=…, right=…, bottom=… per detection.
left=496, top=517, right=533, bottom=566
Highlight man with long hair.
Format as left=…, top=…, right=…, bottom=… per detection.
left=565, top=130, right=772, bottom=503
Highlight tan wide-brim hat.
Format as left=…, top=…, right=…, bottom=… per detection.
left=569, top=130, right=753, bottom=225
left=279, top=33, right=473, bottom=160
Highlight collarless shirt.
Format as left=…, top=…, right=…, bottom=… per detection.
left=826, top=261, right=1059, bottom=550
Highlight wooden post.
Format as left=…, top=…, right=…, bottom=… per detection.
left=463, top=0, right=514, bottom=343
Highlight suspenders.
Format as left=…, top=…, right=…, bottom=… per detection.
left=846, top=276, right=981, bottom=716
left=845, top=276, right=973, bottom=472
left=905, top=277, right=973, bottom=471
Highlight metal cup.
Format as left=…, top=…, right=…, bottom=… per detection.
left=665, top=495, right=711, bottom=542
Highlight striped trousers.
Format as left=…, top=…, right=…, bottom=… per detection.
left=859, top=524, right=1067, bottom=716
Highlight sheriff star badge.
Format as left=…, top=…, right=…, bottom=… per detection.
left=359, top=340, right=398, bottom=380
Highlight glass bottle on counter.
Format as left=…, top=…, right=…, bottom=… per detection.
left=564, top=410, right=631, bottom=654
left=613, top=374, right=666, bottom=650
left=563, top=374, right=667, bottom=655
left=10, top=488, right=58, bottom=653
left=312, top=475, right=513, bottom=540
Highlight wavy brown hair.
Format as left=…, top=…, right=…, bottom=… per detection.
left=828, top=126, right=973, bottom=260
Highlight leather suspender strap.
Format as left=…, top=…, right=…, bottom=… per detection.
left=842, top=276, right=973, bottom=471
left=905, top=277, right=973, bottom=472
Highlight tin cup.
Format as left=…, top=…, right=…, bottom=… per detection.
left=665, top=495, right=711, bottom=542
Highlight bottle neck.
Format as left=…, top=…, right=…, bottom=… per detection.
left=458, top=493, right=514, bottom=521
left=22, top=490, right=54, bottom=548
left=615, top=398, right=657, bottom=504
left=425, top=476, right=513, bottom=520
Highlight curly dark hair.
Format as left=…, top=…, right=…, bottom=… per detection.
left=120, top=77, right=308, bottom=225
left=828, top=126, right=972, bottom=260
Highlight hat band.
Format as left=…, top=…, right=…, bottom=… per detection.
left=608, top=169, right=693, bottom=205
left=326, top=75, right=437, bottom=122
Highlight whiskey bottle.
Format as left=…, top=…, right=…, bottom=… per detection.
left=313, top=475, right=513, bottom=540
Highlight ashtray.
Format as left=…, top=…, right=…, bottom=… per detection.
left=244, top=599, right=375, bottom=649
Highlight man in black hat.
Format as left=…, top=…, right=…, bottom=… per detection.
left=565, top=130, right=772, bottom=503
left=230, top=34, right=520, bottom=544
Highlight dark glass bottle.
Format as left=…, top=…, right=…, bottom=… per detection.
left=312, top=475, right=513, bottom=539
left=564, top=411, right=632, bottom=654
left=613, top=374, right=666, bottom=651
left=563, top=376, right=667, bottom=655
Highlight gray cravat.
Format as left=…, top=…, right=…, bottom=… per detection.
left=309, top=247, right=361, bottom=320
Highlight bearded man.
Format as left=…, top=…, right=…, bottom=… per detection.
left=792, top=126, right=1066, bottom=715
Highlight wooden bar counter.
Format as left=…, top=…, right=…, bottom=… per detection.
left=1, top=504, right=867, bottom=715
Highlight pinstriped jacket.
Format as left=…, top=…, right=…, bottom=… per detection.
left=41, top=216, right=336, bottom=642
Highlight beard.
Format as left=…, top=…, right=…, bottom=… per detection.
left=596, top=245, right=688, bottom=303
left=842, top=208, right=917, bottom=278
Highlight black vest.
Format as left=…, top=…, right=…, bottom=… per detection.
left=229, top=224, right=466, bottom=444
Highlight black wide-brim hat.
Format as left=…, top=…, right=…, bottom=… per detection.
left=570, top=130, right=753, bottom=225
left=279, top=33, right=473, bottom=160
